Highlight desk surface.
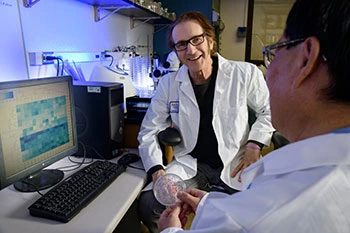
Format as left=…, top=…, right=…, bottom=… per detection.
left=0, top=153, right=147, bottom=233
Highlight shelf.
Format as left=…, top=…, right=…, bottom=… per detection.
left=75, top=0, right=174, bottom=24
left=23, top=0, right=40, bottom=7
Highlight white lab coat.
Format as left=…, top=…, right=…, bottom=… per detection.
left=138, top=53, right=274, bottom=191
left=161, top=130, right=350, bottom=233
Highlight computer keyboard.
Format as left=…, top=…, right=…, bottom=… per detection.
left=28, top=160, right=126, bottom=223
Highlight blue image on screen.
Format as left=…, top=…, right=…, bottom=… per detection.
left=0, top=91, right=14, bottom=101
left=16, top=96, right=69, bottom=161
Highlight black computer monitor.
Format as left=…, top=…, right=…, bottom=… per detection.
left=0, top=76, right=78, bottom=192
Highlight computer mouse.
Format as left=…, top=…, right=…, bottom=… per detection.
left=117, top=153, right=141, bottom=166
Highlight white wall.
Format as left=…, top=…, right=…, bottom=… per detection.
left=0, top=0, right=28, bottom=82
left=1, top=0, right=154, bottom=81
left=219, top=0, right=248, bottom=61
left=1, top=0, right=283, bottom=82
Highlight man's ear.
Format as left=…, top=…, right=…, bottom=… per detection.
left=293, top=37, right=321, bottom=88
left=207, top=37, right=214, bottom=51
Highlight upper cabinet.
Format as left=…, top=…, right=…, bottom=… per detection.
left=75, top=0, right=176, bottom=24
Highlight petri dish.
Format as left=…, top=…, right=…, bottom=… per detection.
left=153, top=173, right=186, bottom=206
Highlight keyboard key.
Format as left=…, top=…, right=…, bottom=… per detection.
left=28, top=160, right=126, bottom=223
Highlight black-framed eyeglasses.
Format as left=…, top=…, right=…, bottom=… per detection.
left=262, top=38, right=306, bottom=68
left=173, top=34, right=206, bottom=51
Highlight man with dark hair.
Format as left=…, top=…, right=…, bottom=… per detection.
left=137, top=11, right=274, bottom=233
left=158, top=0, right=350, bottom=232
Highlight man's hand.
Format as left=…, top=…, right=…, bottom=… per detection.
left=231, top=144, right=261, bottom=182
left=158, top=189, right=208, bottom=232
left=177, top=189, right=207, bottom=213
left=158, top=204, right=182, bottom=231
left=152, top=169, right=165, bottom=183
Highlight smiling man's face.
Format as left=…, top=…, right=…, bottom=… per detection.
left=172, top=20, right=214, bottom=75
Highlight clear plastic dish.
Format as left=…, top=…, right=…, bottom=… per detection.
left=153, top=173, right=187, bottom=206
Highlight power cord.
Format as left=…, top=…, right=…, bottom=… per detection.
left=57, top=57, right=64, bottom=76
left=22, top=180, right=45, bottom=196
left=105, top=54, right=114, bottom=67
left=57, top=142, right=94, bottom=172
left=45, top=56, right=64, bottom=76
left=126, top=163, right=145, bottom=171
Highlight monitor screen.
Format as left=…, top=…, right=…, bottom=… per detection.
left=0, top=76, right=78, bottom=192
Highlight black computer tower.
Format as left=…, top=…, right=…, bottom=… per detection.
left=73, top=81, right=124, bottom=159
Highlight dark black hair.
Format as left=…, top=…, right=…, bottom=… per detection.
left=285, top=0, right=350, bottom=102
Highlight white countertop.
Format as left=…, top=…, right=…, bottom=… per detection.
left=0, top=154, right=147, bottom=233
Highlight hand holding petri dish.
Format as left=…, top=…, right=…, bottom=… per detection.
left=153, top=173, right=187, bottom=206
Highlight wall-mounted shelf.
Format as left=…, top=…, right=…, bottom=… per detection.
left=75, top=0, right=174, bottom=24
left=23, top=0, right=40, bottom=8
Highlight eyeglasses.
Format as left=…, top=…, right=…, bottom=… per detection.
left=262, top=38, right=306, bottom=68
left=173, top=34, right=206, bottom=51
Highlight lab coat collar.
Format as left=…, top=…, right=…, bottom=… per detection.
left=174, top=53, right=224, bottom=105
left=174, top=53, right=229, bottom=83
left=174, top=65, right=197, bottom=106
left=242, top=132, right=350, bottom=188
left=173, top=53, right=230, bottom=103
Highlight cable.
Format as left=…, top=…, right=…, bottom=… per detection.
left=56, top=58, right=60, bottom=76
left=84, top=144, right=108, bottom=161
left=57, top=57, right=64, bottom=76
left=23, top=180, right=45, bottom=196
left=45, top=55, right=64, bottom=77
left=28, top=142, right=94, bottom=196
left=126, top=164, right=145, bottom=171
left=55, top=142, right=93, bottom=172
left=105, top=54, right=114, bottom=67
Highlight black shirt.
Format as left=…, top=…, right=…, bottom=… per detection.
left=189, top=56, right=223, bottom=169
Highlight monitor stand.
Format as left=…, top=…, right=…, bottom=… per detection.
left=14, top=169, right=64, bottom=192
